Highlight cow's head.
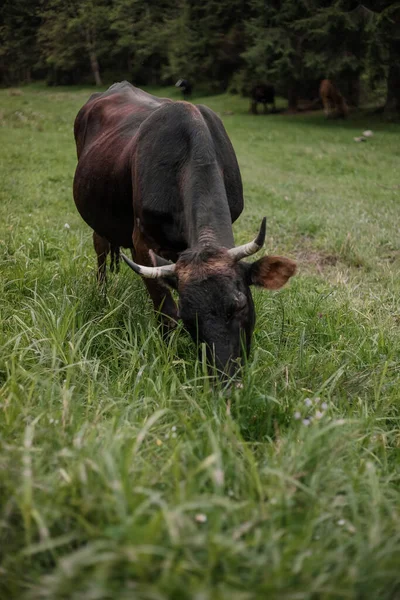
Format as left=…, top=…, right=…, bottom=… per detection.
left=122, top=218, right=296, bottom=378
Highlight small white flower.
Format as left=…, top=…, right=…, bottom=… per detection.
left=321, top=402, right=328, bottom=410
left=304, top=398, right=312, bottom=406
left=294, top=411, right=301, bottom=420
left=302, top=418, right=311, bottom=426
left=195, top=513, right=207, bottom=523
left=314, top=397, right=321, bottom=404
left=172, top=432, right=177, bottom=438
left=347, top=522, right=356, bottom=534
left=213, top=468, right=224, bottom=486
left=64, top=223, right=70, bottom=229
left=171, top=425, right=177, bottom=432
left=315, top=410, right=323, bottom=420
left=363, top=130, right=373, bottom=137
left=164, top=433, right=169, bottom=439
left=337, top=519, right=345, bottom=526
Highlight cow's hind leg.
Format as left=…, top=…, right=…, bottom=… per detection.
left=324, top=99, right=333, bottom=118
left=110, top=245, right=120, bottom=273
left=93, top=231, right=110, bottom=284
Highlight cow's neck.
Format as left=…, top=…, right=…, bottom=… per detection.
left=184, top=162, right=235, bottom=250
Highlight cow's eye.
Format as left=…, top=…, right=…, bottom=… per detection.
left=227, top=297, right=246, bottom=322
left=235, top=293, right=247, bottom=312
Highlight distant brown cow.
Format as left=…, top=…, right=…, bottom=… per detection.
left=319, top=79, right=348, bottom=118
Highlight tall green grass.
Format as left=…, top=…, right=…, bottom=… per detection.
left=0, top=84, right=399, bottom=599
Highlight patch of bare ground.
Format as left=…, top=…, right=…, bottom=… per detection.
left=295, top=248, right=339, bottom=275
left=380, top=249, right=400, bottom=263
left=294, top=236, right=339, bottom=274
left=294, top=232, right=367, bottom=276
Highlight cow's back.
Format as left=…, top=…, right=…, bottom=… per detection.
left=73, top=83, right=243, bottom=251
left=74, top=82, right=171, bottom=158
left=251, top=84, right=275, bottom=104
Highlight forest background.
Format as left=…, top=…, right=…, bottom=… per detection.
left=1, top=0, right=400, bottom=114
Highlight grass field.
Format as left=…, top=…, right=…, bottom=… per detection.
left=0, top=83, right=399, bottom=599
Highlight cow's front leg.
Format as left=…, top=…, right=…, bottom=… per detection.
left=250, top=100, right=258, bottom=115
left=133, top=234, right=179, bottom=336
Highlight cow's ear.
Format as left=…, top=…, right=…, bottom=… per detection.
left=247, top=256, right=296, bottom=290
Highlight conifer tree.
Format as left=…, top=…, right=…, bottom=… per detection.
left=366, top=1, right=400, bottom=113
left=0, top=0, right=41, bottom=84
left=242, top=0, right=318, bottom=110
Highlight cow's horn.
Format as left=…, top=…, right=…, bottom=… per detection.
left=121, top=253, right=176, bottom=278
left=228, top=217, right=266, bottom=261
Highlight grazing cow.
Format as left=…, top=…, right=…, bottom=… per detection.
left=175, top=79, right=192, bottom=98
left=319, top=79, right=348, bottom=118
left=250, top=83, right=276, bottom=115
left=73, top=82, right=296, bottom=377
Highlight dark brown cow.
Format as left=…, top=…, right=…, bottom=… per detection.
left=175, top=79, right=193, bottom=98
left=250, top=83, right=276, bottom=115
left=73, top=82, right=296, bottom=377
left=319, top=79, right=349, bottom=118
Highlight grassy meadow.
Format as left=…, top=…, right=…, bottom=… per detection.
left=0, top=84, right=400, bottom=599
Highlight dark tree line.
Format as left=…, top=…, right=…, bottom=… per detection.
left=1, top=0, right=399, bottom=113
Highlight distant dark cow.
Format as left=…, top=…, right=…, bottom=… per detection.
left=319, top=79, right=348, bottom=118
left=73, top=82, right=296, bottom=377
left=250, top=83, right=276, bottom=114
left=175, top=79, right=192, bottom=98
